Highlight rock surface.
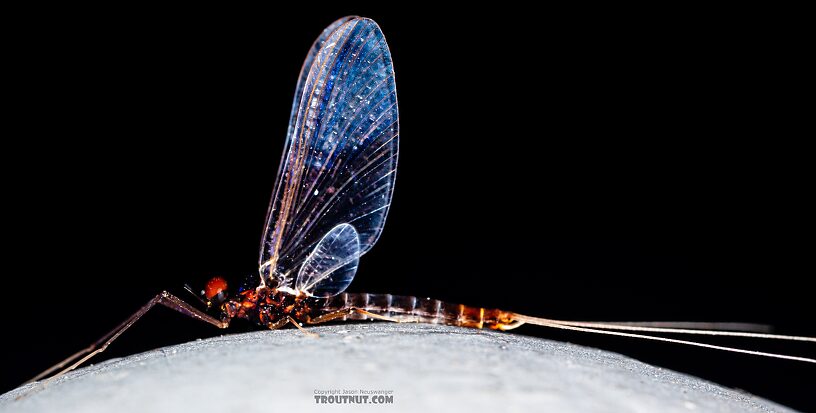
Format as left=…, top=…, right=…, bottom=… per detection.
left=1, top=323, right=796, bottom=413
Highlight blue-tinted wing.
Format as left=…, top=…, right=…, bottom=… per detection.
left=259, top=17, right=399, bottom=290
left=296, top=223, right=360, bottom=297
left=273, top=16, right=356, bottom=188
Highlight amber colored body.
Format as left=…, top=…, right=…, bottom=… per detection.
left=222, top=288, right=313, bottom=328
left=221, top=288, right=523, bottom=331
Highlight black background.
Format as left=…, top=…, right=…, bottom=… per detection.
left=4, top=4, right=813, bottom=411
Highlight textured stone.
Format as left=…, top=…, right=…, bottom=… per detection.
left=1, top=323, right=796, bottom=413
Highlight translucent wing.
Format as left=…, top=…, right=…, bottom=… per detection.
left=296, top=223, right=360, bottom=297
left=274, top=16, right=356, bottom=185
left=259, top=17, right=399, bottom=289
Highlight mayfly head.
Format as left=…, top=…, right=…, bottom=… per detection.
left=201, top=276, right=229, bottom=307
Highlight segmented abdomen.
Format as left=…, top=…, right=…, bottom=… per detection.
left=314, top=293, right=521, bottom=330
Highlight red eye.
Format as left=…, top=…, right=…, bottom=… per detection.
left=204, top=277, right=228, bottom=300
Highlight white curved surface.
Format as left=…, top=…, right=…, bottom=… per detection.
left=1, top=324, right=796, bottom=413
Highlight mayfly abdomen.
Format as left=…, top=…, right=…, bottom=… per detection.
left=316, top=293, right=521, bottom=330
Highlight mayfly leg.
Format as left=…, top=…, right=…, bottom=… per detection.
left=307, top=307, right=408, bottom=325
left=286, top=316, right=319, bottom=337
left=26, top=291, right=229, bottom=384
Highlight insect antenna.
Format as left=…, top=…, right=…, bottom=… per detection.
left=184, top=283, right=209, bottom=306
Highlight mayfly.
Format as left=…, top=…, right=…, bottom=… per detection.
left=28, top=15, right=815, bottom=386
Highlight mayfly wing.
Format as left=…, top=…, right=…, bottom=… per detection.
left=288, top=17, right=357, bottom=127
left=263, top=16, right=356, bottom=279
left=273, top=16, right=357, bottom=192
left=259, top=17, right=399, bottom=289
left=296, top=223, right=360, bottom=296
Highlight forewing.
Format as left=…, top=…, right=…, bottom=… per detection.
left=282, top=17, right=356, bottom=162
left=264, top=16, right=356, bottom=261
left=296, top=223, right=360, bottom=297
left=260, top=18, right=399, bottom=287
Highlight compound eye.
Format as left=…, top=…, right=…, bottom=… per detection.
left=204, top=276, right=228, bottom=302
